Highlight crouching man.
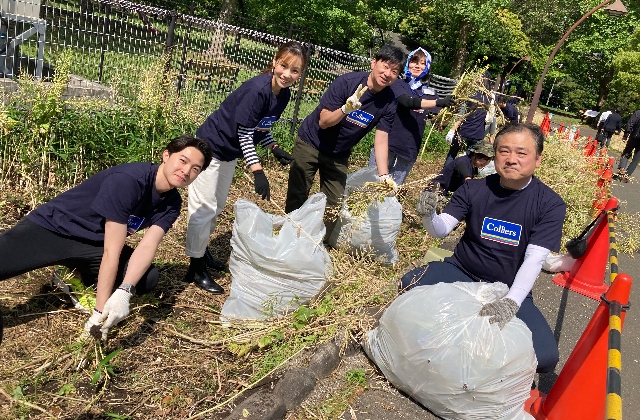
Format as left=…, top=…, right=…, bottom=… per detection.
left=0, top=135, right=213, bottom=343
left=401, top=123, right=566, bottom=373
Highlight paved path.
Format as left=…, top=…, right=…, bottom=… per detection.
left=340, top=156, right=639, bottom=419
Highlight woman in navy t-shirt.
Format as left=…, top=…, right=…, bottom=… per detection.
left=184, top=41, right=307, bottom=294
left=0, top=135, right=213, bottom=343
left=367, top=47, right=453, bottom=184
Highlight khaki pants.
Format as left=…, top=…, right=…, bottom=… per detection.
left=185, top=157, right=237, bottom=258
left=285, top=137, right=349, bottom=214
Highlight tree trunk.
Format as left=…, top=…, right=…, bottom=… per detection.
left=451, top=22, right=471, bottom=78
left=206, top=0, right=237, bottom=63
left=597, top=66, right=614, bottom=107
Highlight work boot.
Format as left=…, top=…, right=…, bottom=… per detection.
left=185, top=257, right=224, bottom=294
left=204, top=248, right=227, bottom=271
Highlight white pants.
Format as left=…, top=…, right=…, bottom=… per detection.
left=185, top=157, right=238, bottom=258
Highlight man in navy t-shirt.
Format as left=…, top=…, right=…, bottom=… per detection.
left=498, top=95, right=520, bottom=125
left=284, top=45, right=406, bottom=218
left=402, top=123, right=566, bottom=374
left=0, top=135, right=213, bottom=344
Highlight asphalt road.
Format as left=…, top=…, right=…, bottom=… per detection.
left=340, top=145, right=640, bottom=419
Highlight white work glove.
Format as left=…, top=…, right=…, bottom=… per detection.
left=445, top=129, right=455, bottom=144
left=377, top=173, right=398, bottom=195
left=341, top=84, right=368, bottom=114
left=83, top=308, right=106, bottom=339
left=479, top=298, right=519, bottom=329
left=99, top=288, right=132, bottom=340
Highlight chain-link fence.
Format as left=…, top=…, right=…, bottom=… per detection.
left=1, top=0, right=460, bottom=133
left=1, top=0, right=377, bottom=131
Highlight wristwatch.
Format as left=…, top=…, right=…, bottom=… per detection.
left=118, top=283, right=135, bottom=296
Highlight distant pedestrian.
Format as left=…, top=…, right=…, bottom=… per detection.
left=615, top=108, right=640, bottom=182
left=597, top=107, right=622, bottom=149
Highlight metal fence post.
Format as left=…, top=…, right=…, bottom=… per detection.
left=97, top=4, right=111, bottom=84
left=290, top=43, right=314, bottom=136
left=176, top=2, right=196, bottom=96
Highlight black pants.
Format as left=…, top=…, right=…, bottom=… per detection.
left=400, top=261, right=559, bottom=374
left=0, top=219, right=158, bottom=294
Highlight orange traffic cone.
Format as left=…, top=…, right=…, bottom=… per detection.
left=553, top=197, right=618, bottom=300
left=526, top=273, right=632, bottom=419
left=598, top=157, right=615, bottom=187
left=591, top=188, right=608, bottom=216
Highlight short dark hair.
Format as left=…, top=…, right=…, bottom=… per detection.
left=165, top=135, right=213, bottom=170
left=494, top=123, right=545, bottom=157
left=374, top=45, right=406, bottom=70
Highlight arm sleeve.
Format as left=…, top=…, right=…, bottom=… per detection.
left=257, top=132, right=275, bottom=148
left=237, top=125, right=260, bottom=167
left=396, top=94, right=423, bottom=109
left=422, top=212, right=460, bottom=237
left=505, top=244, right=550, bottom=306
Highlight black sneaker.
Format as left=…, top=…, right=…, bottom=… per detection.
left=204, top=248, right=227, bottom=271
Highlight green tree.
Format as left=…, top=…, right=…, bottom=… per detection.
left=399, top=1, right=530, bottom=78
left=608, top=29, right=640, bottom=114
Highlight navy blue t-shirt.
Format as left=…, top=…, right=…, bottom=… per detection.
left=27, top=163, right=181, bottom=242
left=503, top=103, right=519, bottom=124
left=196, top=72, right=291, bottom=161
left=443, top=174, right=566, bottom=287
left=388, top=80, right=439, bottom=162
left=298, top=71, right=396, bottom=158
left=458, top=92, right=490, bottom=140
left=432, top=155, right=474, bottom=194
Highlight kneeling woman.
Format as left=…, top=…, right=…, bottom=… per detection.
left=0, top=135, right=213, bottom=343
left=184, top=41, right=307, bottom=294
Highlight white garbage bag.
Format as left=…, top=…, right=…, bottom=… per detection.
left=542, top=252, right=575, bottom=273
left=220, top=193, right=332, bottom=322
left=328, top=166, right=402, bottom=265
left=364, top=281, right=536, bottom=420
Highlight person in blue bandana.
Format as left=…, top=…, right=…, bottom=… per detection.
left=402, top=123, right=566, bottom=374
left=366, top=47, right=453, bottom=185
left=184, top=41, right=307, bottom=294
left=0, top=135, right=213, bottom=343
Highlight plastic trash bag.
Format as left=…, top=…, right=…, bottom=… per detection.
left=542, top=253, right=575, bottom=273
left=363, top=281, right=536, bottom=420
left=220, top=193, right=332, bottom=322
left=328, top=166, right=402, bottom=265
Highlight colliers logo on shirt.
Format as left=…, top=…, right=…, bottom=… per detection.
left=480, top=217, right=522, bottom=246
left=255, top=116, right=278, bottom=132
left=127, top=215, right=145, bottom=235
left=346, top=110, right=374, bottom=128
